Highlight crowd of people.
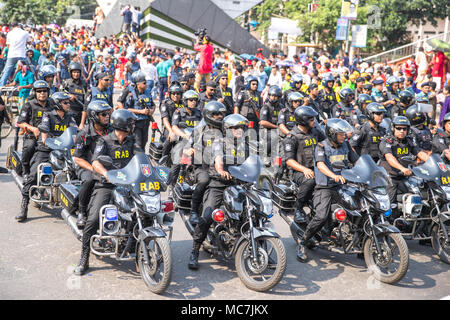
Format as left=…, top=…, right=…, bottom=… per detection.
left=1, top=19, right=450, bottom=272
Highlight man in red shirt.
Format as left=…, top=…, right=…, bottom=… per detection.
left=431, top=50, right=445, bottom=91
left=193, top=36, right=213, bottom=92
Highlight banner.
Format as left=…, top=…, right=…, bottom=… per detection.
left=341, top=0, right=358, bottom=20
left=336, top=18, right=349, bottom=41
left=351, top=24, right=367, bottom=48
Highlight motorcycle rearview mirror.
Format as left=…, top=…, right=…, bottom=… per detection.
left=97, top=155, right=113, bottom=167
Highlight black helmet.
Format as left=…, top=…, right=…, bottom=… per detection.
left=365, top=102, right=386, bottom=123
left=325, top=118, right=353, bottom=145
left=131, top=70, right=146, bottom=84
left=51, top=91, right=71, bottom=111
left=68, top=61, right=83, bottom=73
left=357, top=94, right=374, bottom=109
left=287, top=91, right=304, bottom=108
left=182, top=90, right=199, bottom=108
left=405, top=104, right=426, bottom=127
left=203, top=101, right=227, bottom=129
left=110, top=109, right=138, bottom=133
left=223, top=114, right=248, bottom=131
left=39, top=65, right=57, bottom=80
left=168, top=82, right=183, bottom=95
left=322, top=74, right=335, bottom=87
left=442, top=113, right=450, bottom=126
left=268, top=85, right=282, bottom=104
left=391, top=116, right=411, bottom=135
left=33, top=80, right=50, bottom=92
left=86, top=100, right=112, bottom=125
left=398, top=90, right=414, bottom=106
left=294, top=106, right=318, bottom=127
left=290, top=74, right=303, bottom=87
left=245, top=75, right=259, bottom=90
left=339, top=88, right=355, bottom=104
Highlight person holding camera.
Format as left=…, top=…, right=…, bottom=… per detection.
left=193, top=30, right=213, bottom=93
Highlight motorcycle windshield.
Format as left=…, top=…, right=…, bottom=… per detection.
left=45, top=127, right=78, bottom=151
left=341, top=154, right=390, bottom=188
left=228, top=155, right=262, bottom=183
left=412, top=153, right=450, bottom=186
left=107, top=153, right=168, bottom=193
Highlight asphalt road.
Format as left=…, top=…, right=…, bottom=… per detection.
left=0, top=94, right=449, bottom=301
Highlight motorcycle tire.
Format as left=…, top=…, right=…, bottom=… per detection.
left=137, top=237, right=172, bottom=294
left=363, top=233, right=409, bottom=284
left=235, top=236, right=286, bottom=292
left=431, top=223, right=450, bottom=264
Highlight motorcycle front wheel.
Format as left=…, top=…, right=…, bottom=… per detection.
left=235, top=237, right=286, bottom=292
left=431, top=223, right=450, bottom=264
left=137, top=237, right=172, bottom=294
left=364, top=233, right=409, bottom=284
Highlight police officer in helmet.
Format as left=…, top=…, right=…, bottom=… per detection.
left=62, top=61, right=88, bottom=127
left=16, top=80, right=54, bottom=177
left=73, top=101, right=112, bottom=229
left=405, top=104, right=432, bottom=154
left=379, top=116, right=429, bottom=222
left=350, top=102, right=387, bottom=163
left=297, top=118, right=358, bottom=262
left=283, top=106, right=326, bottom=225
left=432, top=113, right=450, bottom=164
left=189, top=114, right=250, bottom=270
left=117, top=70, right=155, bottom=150
left=278, top=92, right=305, bottom=136
left=235, top=76, right=262, bottom=130
left=74, top=109, right=142, bottom=275
left=16, top=92, right=77, bottom=222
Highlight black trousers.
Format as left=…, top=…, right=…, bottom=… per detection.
left=193, top=186, right=225, bottom=245
left=303, top=186, right=339, bottom=241
left=292, top=171, right=316, bottom=205
left=134, top=119, right=150, bottom=151
left=22, top=150, right=50, bottom=199
left=387, top=177, right=408, bottom=220
left=191, top=168, right=210, bottom=214
left=22, top=137, right=37, bottom=176
left=77, top=169, right=95, bottom=213
left=81, top=184, right=114, bottom=249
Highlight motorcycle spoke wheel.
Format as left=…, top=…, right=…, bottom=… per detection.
left=137, top=237, right=172, bottom=294
left=431, top=224, right=450, bottom=264
left=235, top=237, right=286, bottom=292
left=364, top=233, right=409, bottom=284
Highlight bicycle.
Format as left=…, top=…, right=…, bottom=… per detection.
left=0, top=86, right=19, bottom=139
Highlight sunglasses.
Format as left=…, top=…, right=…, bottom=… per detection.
left=373, top=112, right=384, bottom=116
left=187, top=98, right=198, bottom=102
left=99, top=112, right=110, bottom=117
left=61, top=100, right=70, bottom=105
left=172, top=92, right=182, bottom=96
left=395, top=127, right=408, bottom=131
left=211, top=111, right=223, bottom=116
left=36, top=90, right=48, bottom=94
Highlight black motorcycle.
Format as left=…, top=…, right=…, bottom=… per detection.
left=392, top=153, right=450, bottom=264
left=174, top=155, right=287, bottom=292
left=6, top=126, right=79, bottom=207
left=88, top=153, right=174, bottom=294
left=273, top=155, right=410, bottom=284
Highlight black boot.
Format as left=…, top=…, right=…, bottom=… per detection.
left=76, top=211, right=87, bottom=230
left=15, top=197, right=29, bottom=222
left=188, top=242, right=201, bottom=270
left=294, top=206, right=307, bottom=224
left=189, top=211, right=200, bottom=226
left=296, top=240, right=308, bottom=263
left=74, top=245, right=90, bottom=276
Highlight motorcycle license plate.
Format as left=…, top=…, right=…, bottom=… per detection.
left=105, top=208, right=118, bottom=221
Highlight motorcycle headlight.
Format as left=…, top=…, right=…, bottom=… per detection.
left=259, top=196, right=273, bottom=218
left=140, top=194, right=161, bottom=214
left=371, top=188, right=390, bottom=212
left=441, top=186, right=450, bottom=201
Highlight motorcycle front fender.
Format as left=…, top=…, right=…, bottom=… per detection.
left=231, top=227, right=280, bottom=255
left=138, top=226, right=166, bottom=241
left=372, top=223, right=401, bottom=236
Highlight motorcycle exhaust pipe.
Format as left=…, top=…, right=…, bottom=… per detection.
left=10, top=170, right=24, bottom=190
left=60, top=208, right=83, bottom=241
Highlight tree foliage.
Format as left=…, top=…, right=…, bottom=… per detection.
left=0, top=0, right=96, bottom=25
left=252, top=0, right=450, bottom=54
